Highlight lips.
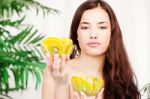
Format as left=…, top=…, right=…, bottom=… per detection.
left=87, top=42, right=100, bottom=47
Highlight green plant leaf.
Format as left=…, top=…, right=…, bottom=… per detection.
left=2, top=68, right=9, bottom=94
left=34, top=68, right=41, bottom=89
left=0, top=16, right=25, bottom=27
left=23, top=29, right=38, bottom=44
left=9, top=27, right=33, bottom=44
left=0, top=82, right=2, bottom=95
left=20, top=68, right=28, bottom=89
left=0, top=0, right=59, bottom=18
left=24, top=68, right=29, bottom=88
left=29, top=34, right=45, bottom=45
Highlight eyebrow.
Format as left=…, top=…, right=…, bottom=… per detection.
left=80, top=21, right=108, bottom=25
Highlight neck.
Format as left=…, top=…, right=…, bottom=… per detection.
left=76, top=52, right=105, bottom=78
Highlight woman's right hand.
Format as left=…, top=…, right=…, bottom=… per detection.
left=45, top=54, right=70, bottom=85
left=42, top=54, right=70, bottom=99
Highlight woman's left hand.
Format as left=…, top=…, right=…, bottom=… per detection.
left=73, top=88, right=104, bottom=99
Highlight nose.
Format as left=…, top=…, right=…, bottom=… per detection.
left=89, top=29, right=97, bottom=39
left=90, top=36, right=97, bottom=39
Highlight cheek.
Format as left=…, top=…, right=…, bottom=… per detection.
left=77, top=32, right=84, bottom=48
left=77, top=34, right=90, bottom=52
left=77, top=32, right=88, bottom=44
left=101, top=32, right=111, bottom=47
left=77, top=35, right=86, bottom=47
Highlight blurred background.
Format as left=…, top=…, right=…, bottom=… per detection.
left=0, top=0, right=149, bottom=99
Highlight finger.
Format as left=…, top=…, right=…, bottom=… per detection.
left=74, top=92, right=80, bottom=99
left=60, top=54, right=66, bottom=72
left=45, top=54, right=53, bottom=71
left=96, top=88, right=104, bottom=99
left=53, top=54, right=60, bottom=69
left=60, top=55, right=70, bottom=77
left=80, top=92, right=86, bottom=99
left=52, top=54, right=61, bottom=76
left=45, top=54, right=51, bottom=66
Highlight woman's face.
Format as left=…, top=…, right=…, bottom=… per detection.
left=77, top=6, right=111, bottom=56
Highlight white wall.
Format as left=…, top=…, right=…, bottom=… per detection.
left=9, top=0, right=150, bottom=99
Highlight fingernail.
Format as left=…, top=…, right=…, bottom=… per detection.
left=54, top=54, right=58, bottom=58
left=62, top=54, right=66, bottom=58
left=74, top=92, right=78, bottom=97
left=80, top=91, right=84, bottom=94
left=80, top=92, right=86, bottom=98
left=66, top=56, right=70, bottom=60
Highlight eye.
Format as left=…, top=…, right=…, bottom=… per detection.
left=98, top=26, right=107, bottom=30
left=81, top=26, right=89, bottom=30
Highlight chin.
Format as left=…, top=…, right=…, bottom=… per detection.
left=87, top=51, right=106, bottom=56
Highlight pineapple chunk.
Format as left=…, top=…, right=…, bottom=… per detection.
left=71, top=76, right=104, bottom=96
left=41, top=37, right=73, bottom=57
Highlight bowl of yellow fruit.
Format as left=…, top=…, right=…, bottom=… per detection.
left=71, top=76, right=104, bottom=96
left=41, top=37, right=74, bottom=57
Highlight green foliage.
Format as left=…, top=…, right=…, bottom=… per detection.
left=0, top=0, right=59, bottom=18
left=0, top=0, right=59, bottom=98
left=0, top=17, right=45, bottom=96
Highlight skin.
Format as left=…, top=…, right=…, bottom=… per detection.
left=42, top=6, right=111, bottom=99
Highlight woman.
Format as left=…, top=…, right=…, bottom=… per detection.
left=42, top=0, right=141, bottom=99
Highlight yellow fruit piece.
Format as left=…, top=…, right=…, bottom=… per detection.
left=71, top=76, right=92, bottom=95
left=92, top=77, right=104, bottom=95
left=71, top=77, right=85, bottom=93
left=83, top=76, right=94, bottom=96
left=60, top=37, right=74, bottom=56
left=71, top=76, right=104, bottom=96
left=41, top=37, right=73, bottom=57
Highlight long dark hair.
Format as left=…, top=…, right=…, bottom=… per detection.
left=69, top=0, right=141, bottom=99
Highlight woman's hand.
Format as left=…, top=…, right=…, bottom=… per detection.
left=73, top=88, right=104, bottom=99
left=42, top=54, right=70, bottom=99
left=45, top=54, right=70, bottom=85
